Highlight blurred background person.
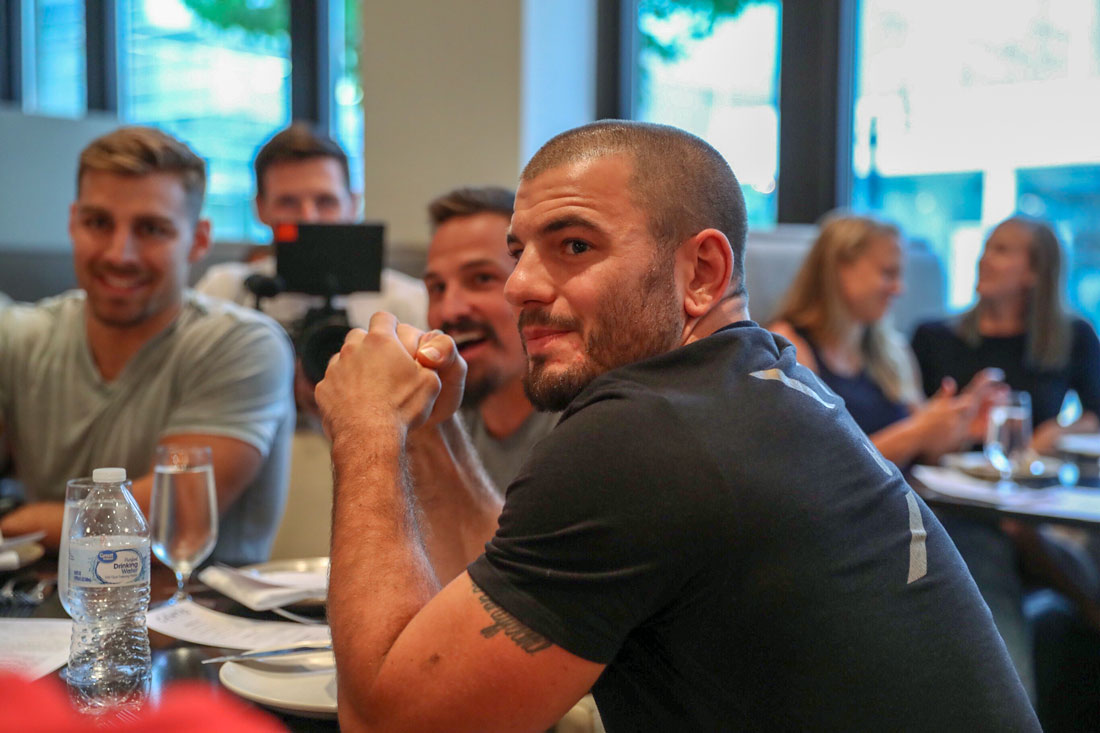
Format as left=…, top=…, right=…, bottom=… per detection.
left=423, top=186, right=557, bottom=490
left=912, top=216, right=1100, bottom=725
left=196, top=122, right=426, bottom=330
left=0, top=126, right=293, bottom=566
left=912, top=216, right=1100, bottom=453
left=195, top=123, right=426, bottom=423
left=769, top=213, right=999, bottom=468
left=769, top=212, right=1047, bottom=697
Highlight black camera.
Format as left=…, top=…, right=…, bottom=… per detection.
left=246, top=223, right=385, bottom=384
left=293, top=305, right=352, bottom=384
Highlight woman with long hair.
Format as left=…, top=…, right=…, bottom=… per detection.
left=912, top=216, right=1100, bottom=450
left=769, top=213, right=997, bottom=467
left=915, top=216, right=1100, bottom=708
left=911, top=216, right=1100, bottom=720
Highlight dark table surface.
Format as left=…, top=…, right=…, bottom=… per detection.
left=17, top=562, right=339, bottom=732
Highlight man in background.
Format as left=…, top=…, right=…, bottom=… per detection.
left=196, top=123, right=425, bottom=420
left=196, top=122, right=425, bottom=329
left=0, top=126, right=294, bottom=566
left=423, top=186, right=557, bottom=490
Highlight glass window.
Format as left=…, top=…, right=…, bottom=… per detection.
left=632, top=0, right=782, bottom=229
left=118, top=0, right=291, bottom=242
left=25, top=0, right=86, bottom=117
left=334, top=0, right=364, bottom=196
left=853, top=0, right=1100, bottom=327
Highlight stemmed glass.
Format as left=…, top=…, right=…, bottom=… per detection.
left=150, top=445, right=218, bottom=604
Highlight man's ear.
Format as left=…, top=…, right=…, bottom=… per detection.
left=67, top=202, right=78, bottom=241
left=678, top=228, right=733, bottom=318
left=255, top=194, right=273, bottom=229
left=188, top=219, right=213, bottom=263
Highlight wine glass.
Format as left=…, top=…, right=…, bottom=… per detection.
left=150, top=445, right=218, bottom=604
left=58, top=477, right=95, bottom=617
left=984, top=391, right=1033, bottom=488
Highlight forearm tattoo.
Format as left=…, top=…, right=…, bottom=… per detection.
left=471, top=582, right=552, bottom=654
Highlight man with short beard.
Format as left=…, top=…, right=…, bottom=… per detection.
left=0, top=127, right=293, bottom=565
left=423, top=187, right=557, bottom=490
left=315, top=121, right=1038, bottom=731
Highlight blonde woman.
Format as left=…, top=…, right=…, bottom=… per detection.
left=769, top=213, right=998, bottom=467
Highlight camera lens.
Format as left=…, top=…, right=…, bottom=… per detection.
left=299, top=318, right=351, bottom=384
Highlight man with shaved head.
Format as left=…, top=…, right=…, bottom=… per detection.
left=315, top=121, right=1038, bottom=731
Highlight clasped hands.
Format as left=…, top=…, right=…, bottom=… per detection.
left=314, top=312, right=466, bottom=442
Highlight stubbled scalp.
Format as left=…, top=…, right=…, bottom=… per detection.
left=520, top=120, right=748, bottom=296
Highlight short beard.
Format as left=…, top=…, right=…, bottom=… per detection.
left=522, top=256, right=683, bottom=412
left=462, top=368, right=503, bottom=408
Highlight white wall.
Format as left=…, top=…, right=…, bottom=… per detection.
left=361, top=0, right=597, bottom=251
left=0, top=107, right=119, bottom=252
left=0, top=2, right=598, bottom=257
left=520, top=0, right=598, bottom=165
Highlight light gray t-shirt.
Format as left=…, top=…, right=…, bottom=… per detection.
left=461, top=406, right=558, bottom=491
left=0, top=290, right=295, bottom=565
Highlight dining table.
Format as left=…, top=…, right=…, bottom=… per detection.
left=9, top=559, right=339, bottom=732
left=910, top=447, right=1100, bottom=529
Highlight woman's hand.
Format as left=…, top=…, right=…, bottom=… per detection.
left=913, top=378, right=980, bottom=461
left=960, top=368, right=1008, bottom=443
left=1033, top=411, right=1100, bottom=455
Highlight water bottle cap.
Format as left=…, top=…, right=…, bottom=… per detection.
left=92, top=467, right=127, bottom=483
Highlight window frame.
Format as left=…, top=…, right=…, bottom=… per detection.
left=0, top=0, right=336, bottom=130
left=608, top=0, right=860, bottom=226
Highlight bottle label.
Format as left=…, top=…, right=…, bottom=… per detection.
left=69, top=541, right=149, bottom=587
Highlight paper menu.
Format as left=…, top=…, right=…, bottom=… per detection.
left=147, top=600, right=330, bottom=650
left=0, top=619, right=72, bottom=679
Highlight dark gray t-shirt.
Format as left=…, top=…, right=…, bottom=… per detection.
left=0, top=290, right=295, bottom=565
left=469, top=322, right=1038, bottom=731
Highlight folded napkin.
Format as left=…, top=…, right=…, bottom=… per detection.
left=0, top=552, right=21, bottom=572
left=0, top=532, right=46, bottom=571
left=198, top=565, right=327, bottom=611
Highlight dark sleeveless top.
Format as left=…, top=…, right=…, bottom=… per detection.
left=795, top=327, right=911, bottom=435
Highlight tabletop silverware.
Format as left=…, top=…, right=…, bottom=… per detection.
left=201, top=643, right=333, bottom=665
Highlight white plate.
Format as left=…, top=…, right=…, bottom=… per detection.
left=943, top=451, right=1062, bottom=481
left=219, top=657, right=337, bottom=719
left=238, top=557, right=329, bottom=607
left=1058, top=433, right=1100, bottom=458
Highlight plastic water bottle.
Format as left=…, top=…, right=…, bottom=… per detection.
left=66, top=467, right=152, bottom=713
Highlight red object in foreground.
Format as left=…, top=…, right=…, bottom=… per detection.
left=0, top=672, right=288, bottom=733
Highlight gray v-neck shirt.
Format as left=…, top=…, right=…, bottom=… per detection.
left=0, top=290, right=295, bottom=565
left=461, top=406, right=558, bottom=491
